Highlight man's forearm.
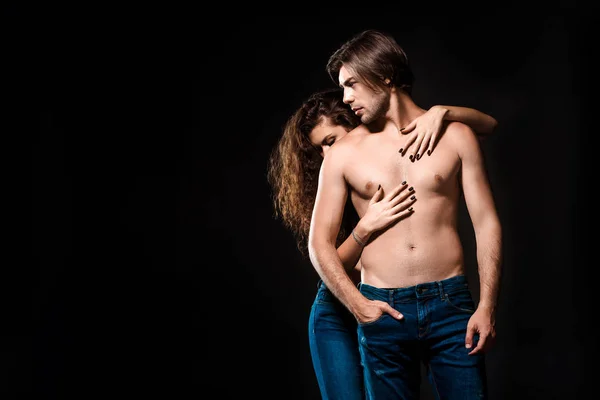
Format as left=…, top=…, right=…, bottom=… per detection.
left=475, top=231, right=502, bottom=311
left=309, top=242, right=366, bottom=316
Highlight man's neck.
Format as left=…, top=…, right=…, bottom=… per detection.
left=387, top=89, right=425, bottom=131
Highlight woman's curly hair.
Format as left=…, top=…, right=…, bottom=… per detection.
left=267, top=88, right=361, bottom=256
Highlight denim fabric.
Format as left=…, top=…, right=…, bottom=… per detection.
left=357, top=275, right=487, bottom=400
left=309, top=280, right=365, bottom=400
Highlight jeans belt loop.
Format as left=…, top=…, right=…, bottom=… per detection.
left=438, top=280, right=445, bottom=300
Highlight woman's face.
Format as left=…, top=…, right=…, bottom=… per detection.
left=308, top=116, right=350, bottom=157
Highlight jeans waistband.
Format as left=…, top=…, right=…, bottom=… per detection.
left=317, top=279, right=363, bottom=290
left=358, top=274, right=469, bottom=302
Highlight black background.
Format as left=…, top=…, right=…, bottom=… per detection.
left=26, top=12, right=596, bottom=400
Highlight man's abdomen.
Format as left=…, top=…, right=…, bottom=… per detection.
left=360, top=224, right=464, bottom=288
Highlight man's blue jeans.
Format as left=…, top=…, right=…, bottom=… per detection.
left=357, top=274, right=487, bottom=399
left=309, top=281, right=365, bottom=400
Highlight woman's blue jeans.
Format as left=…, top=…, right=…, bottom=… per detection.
left=308, top=280, right=365, bottom=400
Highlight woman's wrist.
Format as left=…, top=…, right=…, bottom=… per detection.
left=432, top=105, right=450, bottom=120
left=353, top=221, right=372, bottom=244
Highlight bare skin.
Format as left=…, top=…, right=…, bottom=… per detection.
left=309, top=117, right=417, bottom=284
left=308, top=105, right=497, bottom=285
left=308, top=66, right=502, bottom=355
left=335, top=179, right=417, bottom=283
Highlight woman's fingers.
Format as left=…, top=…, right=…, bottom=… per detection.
left=389, top=200, right=415, bottom=220
left=399, top=132, right=417, bottom=157
left=390, top=195, right=417, bottom=220
left=369, top=184, right=384, bottom=205
left=400, top=120, right=416, bottom=134
left=388, top=185, right=415, bottom=209
left=383, top=181, right=408, bottom=201
left=426, top=130, right=440, bottom=156
left=409, top=134, right=425, bottom=161
left=416, top=131, right=432, bottom=160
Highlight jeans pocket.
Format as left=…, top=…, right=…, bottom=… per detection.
left=444, top=290, right=475, bottom=313
left=357, top=313, right=387, bottom=327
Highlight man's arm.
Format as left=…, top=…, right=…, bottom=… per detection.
left=308, top=146, right=403, bottom=322
left=307, top=147, right=367, bottom=317
left=453, top=122, right=502, bottom=354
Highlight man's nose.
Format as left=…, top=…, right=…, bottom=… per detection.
left=343, top=91, right=353, bottom=105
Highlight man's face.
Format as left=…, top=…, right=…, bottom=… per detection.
left=338, top=65, right=389, bottom=125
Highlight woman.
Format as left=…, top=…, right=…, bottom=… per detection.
left=266, top=88, right=497, bottom=399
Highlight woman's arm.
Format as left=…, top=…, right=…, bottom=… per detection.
left=334, top=181, right=417, bottom=274
left=434, top=105, right=498, bottom=136
left=335, top=217, right=374, bottom=273
left=399, top=105, right=498, bottom=161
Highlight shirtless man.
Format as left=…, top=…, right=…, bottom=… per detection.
left=308, top=30, right=502, bottom=399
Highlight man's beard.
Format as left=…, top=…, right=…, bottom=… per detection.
left=360, top=94, right=389, bottom=125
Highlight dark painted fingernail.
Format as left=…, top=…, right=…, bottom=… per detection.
left=416, top=154, right=420, bottom=160
left=427, top=150, right=431, bottom=155
left=400, top=127, right=405, bottom=131
left=401, top=181, right=406, bottom=185
left=378, top=184, right=381, bottom=190
left=408, top=207, right=413, bottom=211
left=409, top=155, right=413, bottom=161
left=408, top=187, right=414, bottom=191
left=410, top=195, right=415, bottom=200
left=399, top=148, right=403, bottom=153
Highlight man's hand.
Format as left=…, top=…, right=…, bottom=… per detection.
left=354, top=298, right=404, bottom=324
left=465, top=307, right=496, bottom=355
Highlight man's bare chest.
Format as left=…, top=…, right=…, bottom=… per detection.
left=344, top=135, right=461, bottom=200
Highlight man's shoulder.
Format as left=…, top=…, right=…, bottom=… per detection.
left=324, top=126, right=365, bottom=166
left=333, top=125, right=367, bottom=149
left=345, top=123, right=369, bottom=136
left=444, top=121, right=478, bottom=144
left=445, top=121, right=476, bottom=136
left=444, top=121, right=481, bottom=155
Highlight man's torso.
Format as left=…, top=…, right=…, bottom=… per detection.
left=340, top=122, right=467, bottom=288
